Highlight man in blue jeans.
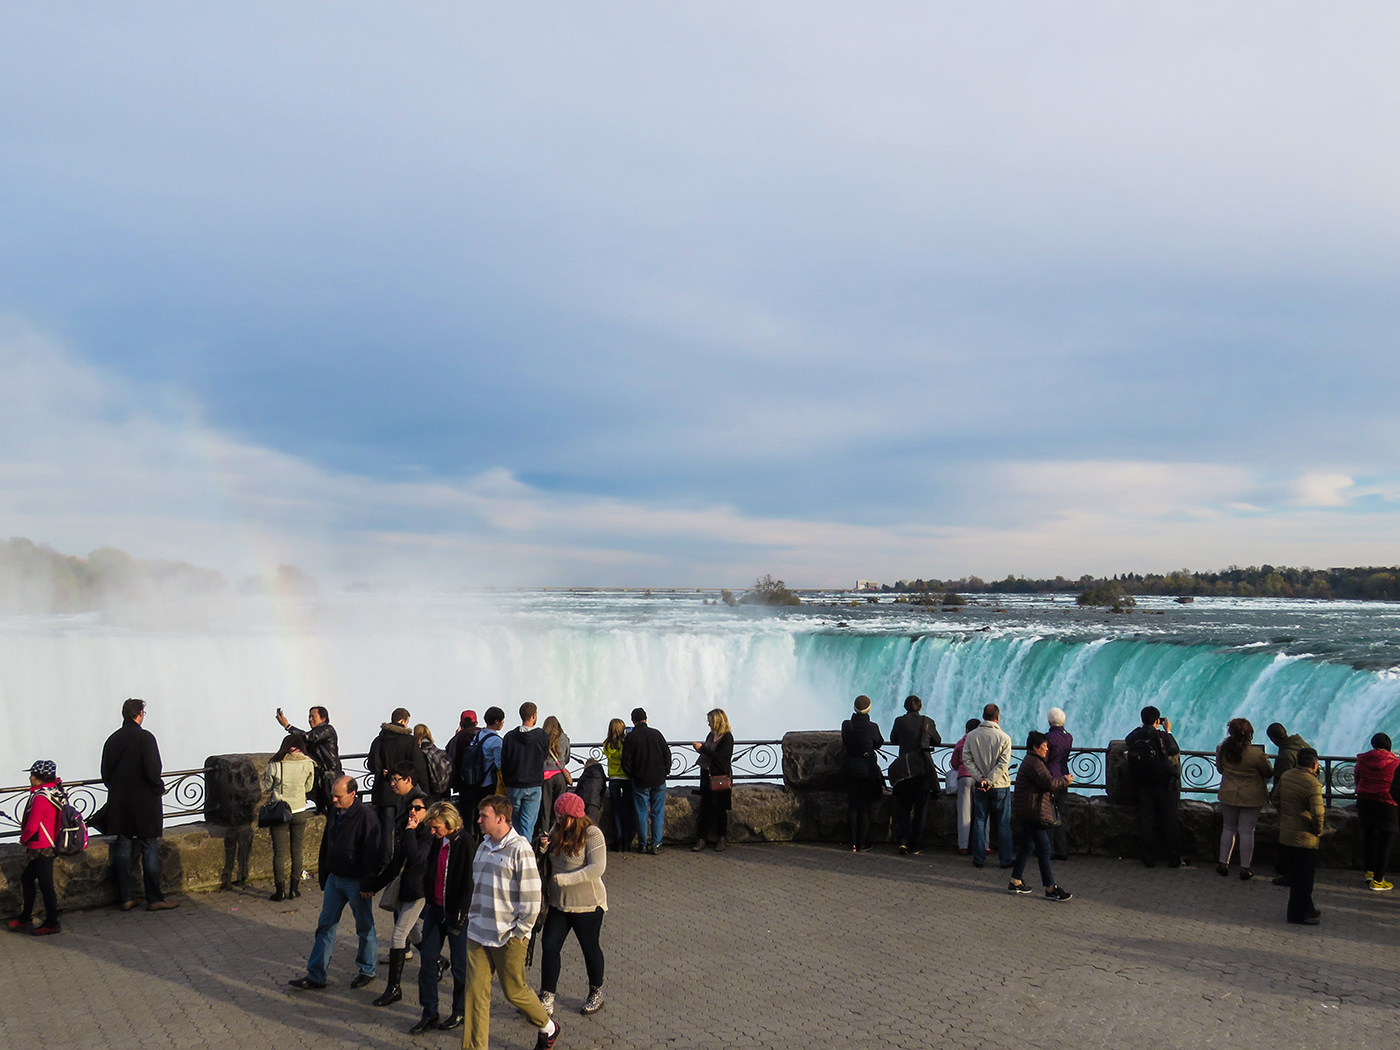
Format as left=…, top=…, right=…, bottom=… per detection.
left=289, top=776, right=382, bottom=991
left=963, top=703, right=1014, bottom=868
left=621, top=707, right=670, bottom=854
left=501, top=702, right=550, bottom=840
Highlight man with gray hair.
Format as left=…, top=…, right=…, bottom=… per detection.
left=963, top=703, right=1013, bottom=868
left=1045, top=708, right=1073, bottom=860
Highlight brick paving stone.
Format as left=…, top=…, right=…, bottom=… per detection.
left=0, top=845, right=1397, bottom=1049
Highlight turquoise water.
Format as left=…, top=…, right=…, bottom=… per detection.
left=1, top=591, right=1397, bottom=776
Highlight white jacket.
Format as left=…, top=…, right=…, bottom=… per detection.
left=962, top=721, right=1012, bottom=789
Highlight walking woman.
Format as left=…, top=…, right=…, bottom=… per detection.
left=409, top=802, right=473, bottom=1034
left=1007, top=731, right=1074, bottom=901
left=841, top=695, right=884, bottom=852
left=6, top=760, right=64, bottom=935
left=262, top=736, right=317, bottom=901
left=602, top=718, right=634, bottom=851
left=692, top=708, right=735, bottom=852
left=362, top=792, right=433, bottom=1007
left=1214, top=718, right=1272, bottom=880
left=540, top=715, right=573, bottom=831
left=538, top=792, right=608, bottom=1018
left=1354, top=732, right=1399, bottom=891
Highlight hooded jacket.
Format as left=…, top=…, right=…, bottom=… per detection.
left=1355, top=748, right=1400, bottom=805
left=22, top=781, right=62, bottom=851
left=368, top=722, right=428, bottom=807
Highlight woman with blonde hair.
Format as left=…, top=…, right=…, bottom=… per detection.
left=692, top=708, right=735, bottom=852
left=602, top=718, right=634, bottom=851
left=538, top=792, right=608, bottom=1017
left=408, top=802, right=472, bottom=1035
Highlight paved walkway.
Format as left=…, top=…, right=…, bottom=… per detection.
left=1, top=844, right=1397, bottom=1050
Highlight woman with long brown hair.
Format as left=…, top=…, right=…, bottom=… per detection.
left=540, top=715, right=573, bottom=831
left=261, top=735, right=317, bottom=900
left=1215, top=717, right=1272, bottom=879
left=602, top=718, right=634, bottom=851
left=537, top=792, right=608, bottom=1018
left=692, top=708, right=735, bottom=851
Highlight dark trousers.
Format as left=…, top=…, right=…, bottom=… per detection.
left=609, top=780, right=636, bottom=848
left=113, top=835, right=164, bottom=905
left=846, top=780, right=874, bottom=849
left=697, top=789, right=730, bottom=841
left=1013, top=826, right=1056, bottom=888
left=374, top=803, right=401, bottom=864
left=1136, top=784, right=1182, bottom=863
left=21, top=852, right=58, bottom=923
left=418, top=901, right=468, bottom=1017
left=1357, top=799, right=1396, bottom=882
left=268, top=811, right=307, bottom=890
left=892, top=777, right=932, bottom=852
left=540, top=906, right=606, bottom=993
left=1287, top=847, right=1317, bottom=922
left=541, top=773, right=568, bottom=834
left=458, top=786, right=489, bottom=843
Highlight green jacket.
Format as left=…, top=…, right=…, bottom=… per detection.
left=1275, top=767, right=1324, bottom=849
left=1271, top=733, right=1310, bottom=790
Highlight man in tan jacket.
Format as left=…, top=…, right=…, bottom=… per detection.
left=1275, top=747, right=1325, bottom=926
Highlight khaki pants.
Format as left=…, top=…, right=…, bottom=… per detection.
left=464, top=937, right=548, bottom=1050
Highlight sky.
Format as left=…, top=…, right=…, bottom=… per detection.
left=2, top=2, right=1399, bottom=588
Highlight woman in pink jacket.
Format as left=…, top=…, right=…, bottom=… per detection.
left=1354, top=733, right=1399, bottom=891
left=950, top=719, right=980, bottom=854
left=6, top=759, right=63, bottom=935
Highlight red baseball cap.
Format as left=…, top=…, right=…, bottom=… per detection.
left=461, top=710, right=477, bottom=725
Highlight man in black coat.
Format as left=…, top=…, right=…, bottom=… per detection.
left=368, top=707, right=428, bottom=863
left=290, top=775, right=383, bottom=991
left=101, top=698, right=178, bottom=911
left=276, top=705, right=342, bottom=813
left=889, top=694, right=942, bottom=856
left=621, top=707, right=670, bottom=854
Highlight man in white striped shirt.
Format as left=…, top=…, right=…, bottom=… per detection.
left=465, top=794, right=560, bottom=1050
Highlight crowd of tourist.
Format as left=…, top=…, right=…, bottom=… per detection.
left=7, top=690, right=1399, bottom=1049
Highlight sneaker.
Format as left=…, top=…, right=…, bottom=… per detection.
left=580, top=986, right=604, bottom=1015
left=1364, top=870, right=1375, bottom=882
left=31, top=922, right=62, bottom=936
left=534, top=1022, right=560, bottom=1050
left=1370, top=879, right=1394, bottom=891
left=539, top=991, right=555, bottom=1016
left=1045, top=886, right=1073, bottom=902
left=897, top=844, right=908, bottom=856
left=6, top=918, right=33, bottom=932
left=1007, top=881, right=1033, bottom=895
left=957, top=848, right=969, bottom=855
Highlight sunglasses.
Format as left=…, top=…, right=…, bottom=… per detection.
left=409, top=804, right=427, bottom=811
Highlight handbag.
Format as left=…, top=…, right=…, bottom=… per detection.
left=1036, top=791, right=1062, bottom=829
left=257, top=799, right=293, bottom=828
left=377, top=875, right=401, bottom=913
left=708, top=774, right=733, bottom=791
left=887, top=753, right=916, bottom=786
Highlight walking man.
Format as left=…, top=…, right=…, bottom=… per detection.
left=289, top=776, right=383, bottom=991
left=963, top=703, right=1013, bottom=869
left=276, top=705, right=341, bottom=813
left=465, top=794, right=560, bottom=1050
left=622, top=707, right=670, bottom=854
left=1275, top=748, right=1325, bottom=925
left=501, top=703, right=550, bottom=840
left=1125, top=706, right=1188, bottom=868
left=101, top=698, right=179, bottom=912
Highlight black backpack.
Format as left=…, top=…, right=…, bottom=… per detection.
left=1126, top=731, right=1164, bottom=785
left=40, top=786, right=89, bottom=856
left=460, top=729, right=499, bottom=789
left=422, top=745, right=454, bottom=796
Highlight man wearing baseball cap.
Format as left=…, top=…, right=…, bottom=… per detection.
left=445, top=710, right=479, bottom=799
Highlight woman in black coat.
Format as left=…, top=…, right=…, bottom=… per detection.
left=692, top=709, right=735, bottom=852
left=409, top=802, right=475, bottom=1035
left=841, top=695, right=884, bottom=852
left=362, top=794, right=433, bottom=1007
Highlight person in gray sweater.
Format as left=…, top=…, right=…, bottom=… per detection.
left=537, top=791, right=608, bottom=1018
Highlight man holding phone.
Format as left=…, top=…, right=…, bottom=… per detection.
left=276, top=706, right=342, bottom=814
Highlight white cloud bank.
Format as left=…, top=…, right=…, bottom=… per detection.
left=3, top=320, right=1398, bottom=588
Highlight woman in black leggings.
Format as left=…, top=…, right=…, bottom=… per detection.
left=537, top=791, right=608, bottom=1017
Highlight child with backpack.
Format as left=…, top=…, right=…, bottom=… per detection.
left=7, top=759, right=79, bottom=936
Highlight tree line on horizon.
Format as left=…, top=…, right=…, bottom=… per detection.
left=873, top=564, right=1400, bottom=602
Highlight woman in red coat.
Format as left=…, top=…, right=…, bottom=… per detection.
left=6, top=759, right=63, bottom=935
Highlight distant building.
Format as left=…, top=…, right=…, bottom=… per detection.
left=854, top=580, right=880, bottom=592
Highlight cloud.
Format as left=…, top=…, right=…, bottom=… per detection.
left=5, top=321, right=1400, bottom=588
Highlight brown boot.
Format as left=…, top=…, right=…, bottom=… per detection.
left=691, top=838, right=705, bottom=852
left=714, top=837, right=728, bottom=852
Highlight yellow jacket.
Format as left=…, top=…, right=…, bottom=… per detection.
left=1275, top=766, right=1325, bottom=849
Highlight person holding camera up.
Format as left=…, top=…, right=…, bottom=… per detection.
left=1125, top=706, right=1188, bottom=869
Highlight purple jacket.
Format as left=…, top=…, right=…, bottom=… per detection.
left=1046, top=726, right=1073, bottom=780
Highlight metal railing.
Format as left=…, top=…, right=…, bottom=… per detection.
left=0, top=741, right=1361, bottom=839
left=0, top=767, right=209, bottom=840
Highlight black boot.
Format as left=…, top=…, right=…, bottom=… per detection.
left=269, top=885, right=285, bottom=902
left=288, top=880, right=301, bottom=899
left=372, top=948, right=405, bottom=1007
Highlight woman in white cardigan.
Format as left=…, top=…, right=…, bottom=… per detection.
left=536, top=791, right=608, bottom=1019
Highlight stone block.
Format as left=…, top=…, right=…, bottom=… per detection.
left=782, top=731, right=845, bottom=792
left=204, top=753, right=274, bottom=825
left=728, top=783, right=802, bottom=842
